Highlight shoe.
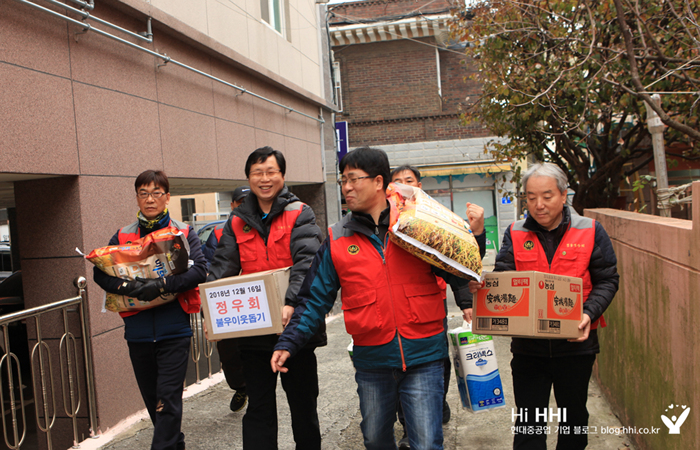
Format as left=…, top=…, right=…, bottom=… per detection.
left=230, top=389, right=248, bottom=412
left=442, top=400, right=451, bottom=424
left=398, top=428, right=410, bottom=449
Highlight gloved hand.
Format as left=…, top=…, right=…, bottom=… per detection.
left=115, top=278, right=146, bottom=296
left=130, top=277, right=167, bottom=302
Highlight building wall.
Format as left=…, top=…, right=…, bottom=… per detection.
left=586, top=181, right=700, bottom=450
left=147, top=0, right=324, bottom=97
left=334, top=38, right=489, bottom=146
left=1, top=0, right=328, bottom=184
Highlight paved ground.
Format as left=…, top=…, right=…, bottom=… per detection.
left=90, top=291, right=636, bottom=450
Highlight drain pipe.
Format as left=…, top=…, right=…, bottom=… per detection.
left=13, top=0, right=324, bottom=123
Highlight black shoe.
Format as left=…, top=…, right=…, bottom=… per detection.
left=442, top=400, right=451, bottom=424
left=398, top=428, right=410, bottom=449
left=230, top=389, right=248, bottom=412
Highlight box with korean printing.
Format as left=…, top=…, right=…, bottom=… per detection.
left=473, top=271, right=584, bottom=339
left=199, top=267, right=290, bottom=340
left=449, top=324, right=505, bottom=413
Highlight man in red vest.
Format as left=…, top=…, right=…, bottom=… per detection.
left=390, top=164, right=485, bottom=449
left=93, top=170, right=207, bottom=450
left=272, top=147, right=484, bottom=450
left=470, top=162, right=619, bottom=450
left=207, top=147, right=325, bottom=449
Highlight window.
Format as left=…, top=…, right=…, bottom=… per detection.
left=180, top=198, right=196, bottom=223
left=261, top=0, right=286, bottom=36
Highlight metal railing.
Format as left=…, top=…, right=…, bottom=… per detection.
left=0, top=277, right=97, bottom=449
left=0, top=278, right=222, bottom=449
left=188, top=313, right=217, bottom=386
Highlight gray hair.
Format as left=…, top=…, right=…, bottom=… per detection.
left=522, top=163, right=568, bottom=193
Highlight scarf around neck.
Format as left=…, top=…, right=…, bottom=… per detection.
left=137, top=208, right=170, bottom=232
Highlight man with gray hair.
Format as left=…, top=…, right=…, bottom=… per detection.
left=471, top=162, right=619, bottom=449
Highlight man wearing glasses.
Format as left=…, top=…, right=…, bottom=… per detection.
left=93, top=170, right=207, bottom=450
left=390, top=165, right=485, bottom=449
left=271, top=147, right=485, bottom=450
left=208, top=146, right=325, bottom=449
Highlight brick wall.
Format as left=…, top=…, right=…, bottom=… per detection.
left=335, top=36, right=488, bottom=147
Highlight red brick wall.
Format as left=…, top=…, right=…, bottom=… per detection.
left=334, top=35, right=489, bottom=146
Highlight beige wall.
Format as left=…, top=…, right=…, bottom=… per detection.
left=586, top=182, right=699, bottom=450
left=169, top=192, right=221, bottom=222
left=150, top=0, right=323, bottom=96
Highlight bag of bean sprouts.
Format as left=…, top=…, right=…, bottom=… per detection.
left=387, top=182, right=482, bottom=280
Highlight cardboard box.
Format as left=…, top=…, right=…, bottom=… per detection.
left=449, top=324, right=506, bottom=413
left=199, top=267, right=290, bottom=340
left=474, top=271, right=584, bottom=339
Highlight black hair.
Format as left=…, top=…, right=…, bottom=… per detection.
left=244, top=146, right=286, bottom=178
left=135, top=170, right=169, bottom=193
left=339, top=146, right=390, bottom=189
left=391, top=165, right=421, bottom=181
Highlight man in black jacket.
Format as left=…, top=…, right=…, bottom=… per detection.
left=208, top=147, right=325, bottom=450
left=471, top=163, right=619, bottom=450
left=93, top=170, right=207, bottom=450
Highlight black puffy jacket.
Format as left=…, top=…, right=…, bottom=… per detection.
left=495, top=206, right=619, bottom=357
left=207, top=187, right=327, bottom=351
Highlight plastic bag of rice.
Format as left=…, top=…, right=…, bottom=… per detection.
left=85, top=226, right=190, bottom=312
left=387, top=182, right=482, bottom=280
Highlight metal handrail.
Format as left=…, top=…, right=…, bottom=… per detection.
left=0, top=276, right=98, bottom=449
left=188, top=314, right=217, bottom=386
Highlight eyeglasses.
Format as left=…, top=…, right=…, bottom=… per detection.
left=249, top=169, right=282, bottom=179
left=137, top=191, right=166, bottom=199
left=337, top=176, right=372, bottom=187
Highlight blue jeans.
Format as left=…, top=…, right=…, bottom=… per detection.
left=356, top=360, right=444, bottom=450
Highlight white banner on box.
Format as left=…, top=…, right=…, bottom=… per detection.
left=206, top=280, right=273, bottom=334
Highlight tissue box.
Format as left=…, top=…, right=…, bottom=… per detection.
left=449, top=325, right=506, bottom=412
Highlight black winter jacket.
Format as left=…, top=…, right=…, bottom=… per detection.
left=207, top=187, right=327, bottom=351
left=495, top=206, right=619, bottom=357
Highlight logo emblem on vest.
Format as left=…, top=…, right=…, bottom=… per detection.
left=347, top=245, right=360, bottom=255
left=243, top=225, right=252, bottom=233
left=523, top=240, right=534, bottom=251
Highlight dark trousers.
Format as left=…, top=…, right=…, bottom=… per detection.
left=511, top=353, right=596, bottom=450
left=240, top=348, right=321, bottom=450
left=217, top=338, right=246, bottom=390
left=397, top=356, right=450, bottom=427
left=128, top=337, right=191, bottom=450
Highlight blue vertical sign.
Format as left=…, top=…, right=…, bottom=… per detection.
left=336, top=121, right=349, bottom=161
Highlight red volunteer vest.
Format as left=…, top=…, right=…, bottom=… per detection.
left=231, top=202, right=303, bottom=275
left=213, top=222, right=226, bottom=243
left=329, top=222, right=445, bottom=346
left=117, top=219, right=201, bottom=317
left=510, top=214, right=605, bottom=329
